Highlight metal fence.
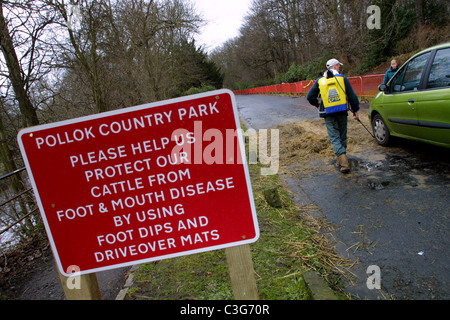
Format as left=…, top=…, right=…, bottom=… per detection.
left=234, top=74, right=385, bottom=98
left=0, top=167, right=38, bottom=248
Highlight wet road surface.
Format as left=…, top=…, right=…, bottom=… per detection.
left=236, top=94, right=450, bottom=300
left=237, top=94, right=318, bottom=129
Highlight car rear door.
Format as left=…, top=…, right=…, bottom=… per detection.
left=415, top=47, right=450, bottom=145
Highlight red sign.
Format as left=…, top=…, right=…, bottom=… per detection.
left=18, top=90, right=259, bottom=276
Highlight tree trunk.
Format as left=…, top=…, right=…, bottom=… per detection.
left=0, top=3, right=39, bottom=128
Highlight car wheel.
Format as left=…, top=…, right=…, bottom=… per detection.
left=372, top=114, right=391, bottom=146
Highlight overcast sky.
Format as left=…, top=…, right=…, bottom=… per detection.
left=193, top=0, right=252, bottom=52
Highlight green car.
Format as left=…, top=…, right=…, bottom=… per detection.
left=369, top=42, right=450, bottom=148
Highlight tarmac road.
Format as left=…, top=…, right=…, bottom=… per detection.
left=236, top=94, right=450, bottom=300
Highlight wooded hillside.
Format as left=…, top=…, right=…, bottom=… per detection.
left=210, top=0, right=449, bottom=89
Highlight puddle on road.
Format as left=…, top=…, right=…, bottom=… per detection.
left=338, top=156, right=411, bottom=189
left=344, top=152, right=449, bottom=190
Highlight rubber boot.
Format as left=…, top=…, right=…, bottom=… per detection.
left=338, top=154, right=350, bottom=173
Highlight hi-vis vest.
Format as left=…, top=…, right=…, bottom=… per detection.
left=319, top=74, right=348, bottom=114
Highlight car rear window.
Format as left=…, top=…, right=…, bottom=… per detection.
left=427, top=47, right=450, bottom=89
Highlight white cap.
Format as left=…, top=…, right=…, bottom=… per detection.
left=326, top=59, right=343, bottom=69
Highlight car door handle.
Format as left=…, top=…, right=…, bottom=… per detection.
left=408, top=99, right=415, bottom=104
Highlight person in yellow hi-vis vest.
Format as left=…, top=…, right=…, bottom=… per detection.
left=307, top=59, right=360, bottom=173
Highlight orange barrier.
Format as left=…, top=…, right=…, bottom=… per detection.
left=234, top=74, right=384, bottom=98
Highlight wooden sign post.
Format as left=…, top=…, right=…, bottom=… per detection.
left=226, top=244, right=259, bottom=300
left=58, top=270, right=102, bottom=300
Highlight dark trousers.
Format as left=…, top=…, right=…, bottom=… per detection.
left=324, top=113, right=348, bottom=157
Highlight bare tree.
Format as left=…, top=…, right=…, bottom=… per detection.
left=48, top=0, right=113, bottom=113
left=116, top=0, right=202, bottom=101
left=47, top=0, right=203, bottom=112
left=0, top=2, right=40, bottom=127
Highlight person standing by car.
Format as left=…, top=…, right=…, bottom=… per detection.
left=307, top=59, right=360, bottom=173
left=382, top=59, right=399, bottom=84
